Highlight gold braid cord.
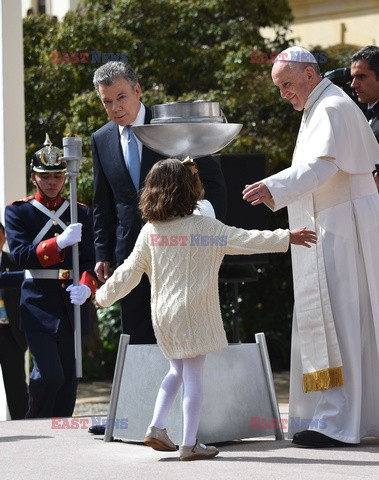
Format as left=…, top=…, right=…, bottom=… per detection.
left=302, top=366, right=344, bottom=393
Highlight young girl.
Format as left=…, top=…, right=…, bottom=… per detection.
left=95, top=158, right=316, bottom=461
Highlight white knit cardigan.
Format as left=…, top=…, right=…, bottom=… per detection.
left=96, top=215, right=289, bottom=359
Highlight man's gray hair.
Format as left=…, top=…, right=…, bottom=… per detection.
left=93, top=61, right=139, bottom=95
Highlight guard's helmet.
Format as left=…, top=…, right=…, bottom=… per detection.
left=30, top=133, right=66, bottom=173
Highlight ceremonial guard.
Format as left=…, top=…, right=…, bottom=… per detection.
left=5, top=135, right=97, bottom=418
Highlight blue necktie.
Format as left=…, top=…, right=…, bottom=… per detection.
left=124, top=125, right=140, bottom=190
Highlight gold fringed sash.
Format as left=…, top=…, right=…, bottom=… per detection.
left=288, top=190, right=344, bottom=393
left=302, top=366, right=344, bottom=393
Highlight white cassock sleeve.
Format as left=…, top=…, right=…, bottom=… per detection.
left=263, top=158, right=339, bottom=211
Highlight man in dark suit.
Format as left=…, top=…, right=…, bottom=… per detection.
left=91, top=61, right=227, bottom=344
left=351, top=45, right=379, bottom=142
left=0, top=222, right=28, bottom=419
left=351, top=46, right=379, bottom=189
left=5, top=137, right=98, bottom=418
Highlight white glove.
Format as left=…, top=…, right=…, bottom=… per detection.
left=67, top=284, right=91, bottom=305
left=56, top=223, right=82, bottom=250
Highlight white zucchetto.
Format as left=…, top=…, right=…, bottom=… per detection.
left=275, top=46, right=318, bottom=64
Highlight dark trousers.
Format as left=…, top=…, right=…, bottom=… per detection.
left=0, top=325, right=28, bottom=419
left=120, top=273, right=156, bottom=344
left=25, top=317, right=77, bottom=418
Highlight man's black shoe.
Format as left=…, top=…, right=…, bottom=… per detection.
left=88, top=424, right=105, bottom=435
left=292, top=430, right=355, bottom=448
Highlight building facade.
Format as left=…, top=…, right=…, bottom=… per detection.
left=22, top=0, right=80, bottom=20
left=289, top=0, right=379, bottom=48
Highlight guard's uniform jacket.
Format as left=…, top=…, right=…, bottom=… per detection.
left=5, top=191, right=97, bottom=335
left=5, top=190, right=97, bottom=418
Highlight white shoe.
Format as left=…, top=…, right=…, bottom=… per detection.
left=144, top=425, right=177, bottom=451
left=179, top=440, right=219, bottom=461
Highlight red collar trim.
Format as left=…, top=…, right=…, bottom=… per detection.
left=35, top=191, right=63, bottom=209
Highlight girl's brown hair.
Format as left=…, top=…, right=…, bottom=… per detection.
left=139, top=158, right=204, bottom=222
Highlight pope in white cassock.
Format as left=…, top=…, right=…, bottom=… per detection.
left=243, top=47, right=379, bottom=448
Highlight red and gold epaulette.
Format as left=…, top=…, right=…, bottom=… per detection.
left=9, top=195, right=35, bottom=205
left=78, top=201, right=89, bottom=208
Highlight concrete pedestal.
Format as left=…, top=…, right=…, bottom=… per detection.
left=104, top=333, right=283, bottom=444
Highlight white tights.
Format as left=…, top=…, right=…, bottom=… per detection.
left=150, top=355, right=206, bottom=447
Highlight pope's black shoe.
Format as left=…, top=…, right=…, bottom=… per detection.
left=88, top=424, right=105, bottom=435
left=292, top=430, right=354, bottom=448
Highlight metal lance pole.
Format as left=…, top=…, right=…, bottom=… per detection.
left=62, top=136, right=84, bottom=378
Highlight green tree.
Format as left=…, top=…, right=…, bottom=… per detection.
left=23, top=1, right=361, bottom=375
left=23, top=0, right=295, bottom=172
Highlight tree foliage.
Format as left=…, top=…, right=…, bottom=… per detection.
left=23, top=0, right=296, bottom=199
left=23, top=1, right=361, bottom=373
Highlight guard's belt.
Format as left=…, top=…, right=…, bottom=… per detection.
left=25, top=269, right=73, bottom=280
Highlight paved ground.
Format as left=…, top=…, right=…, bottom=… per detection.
left=2, top=372, right=379, bottom=480
left=73, top=379, right=112, bottom=417
left=2, top=410, right=379, bottom=480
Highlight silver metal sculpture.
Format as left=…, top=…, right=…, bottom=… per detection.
left=133, top=101, right=243, bottom=159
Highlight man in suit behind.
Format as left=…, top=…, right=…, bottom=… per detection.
left=351, top=46, right=379, bottom=189
left=0, top=222, right=28, bottom=419
left=351, top=45, right=379, bottom=142
left=91, top=61, right=227, bottom=344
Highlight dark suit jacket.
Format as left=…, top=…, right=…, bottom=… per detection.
left=366, top=101, right=379, bottom=143
left=1, top=251, right=26, bottom=352
left=91, top=105, right=227, bottom=266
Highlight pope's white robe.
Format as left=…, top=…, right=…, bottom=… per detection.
left=263, top=78, right=379, bottom=443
